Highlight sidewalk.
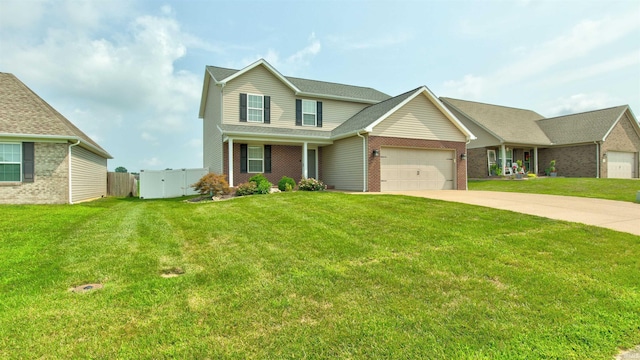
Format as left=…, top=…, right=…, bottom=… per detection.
left=385, top=190, right=640, bottom=236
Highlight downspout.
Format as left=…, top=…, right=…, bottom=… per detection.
left=356, top=131, right=367, bottom=192
left=68, top=140, right=81, bottom=204
left=464, top=139, right=471, bottom=191
left=594, top=141, right=600, bottom=178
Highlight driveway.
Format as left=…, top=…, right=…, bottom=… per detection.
left=384, top=190, right=640, bottom=236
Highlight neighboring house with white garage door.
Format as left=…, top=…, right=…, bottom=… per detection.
left=199, top=59, right=476, bottom=192
left=0, top=73, right=112, bottom=204
left=441, top=98, right=640, bottom=179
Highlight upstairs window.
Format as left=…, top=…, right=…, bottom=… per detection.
left=240, top=93, right=270, bottom=123
left=247, top=94, right=263, bottom=122
left=295, top=99, right=323, bottom=127
left=0, top=143, right=21, bottom=182
left=302, top=100, right=317, bottom=126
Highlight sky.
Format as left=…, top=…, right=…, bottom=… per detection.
left=1, top=0, right=639, bottom=172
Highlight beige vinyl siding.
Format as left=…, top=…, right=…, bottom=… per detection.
left=372, top=95, right=466, bottom=142
left=223, top=65, right=368, bottom=131
left=71, top=146, right=107, bottom=203
left=203, top=80, right=223, bottom=173
left=321, top=135, right=365, bottom=191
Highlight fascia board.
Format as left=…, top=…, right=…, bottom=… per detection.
left=198, top=69, right=212, bottom=119
left=221, top=130, right=333, bottom=144
left=364, top=88, right=423, bottom=132
left=602, top=106, right=640, bottom=142
left=422, top=87, right=476, bottom=140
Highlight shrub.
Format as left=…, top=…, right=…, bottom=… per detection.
left=191, top=173, right=230, bottom=196
left=298, top=178, right=326, bottom=191
left=249, top=173, right=272, bottom=194
left=235, top=182, right=257, bottom=196
left=278, top=176, right=296, bottom=191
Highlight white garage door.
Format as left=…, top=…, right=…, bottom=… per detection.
left=380, top=147, right=455, bottom=191
left=607, top=151, right=636, bottom=178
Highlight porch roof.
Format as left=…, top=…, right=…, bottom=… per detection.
left=219, top=124, right=332, bottom=143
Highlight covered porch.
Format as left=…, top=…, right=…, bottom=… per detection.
left=486, top=144, right=540, bottom=176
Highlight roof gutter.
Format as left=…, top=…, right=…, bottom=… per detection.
left=68, top=140, right=81, bottom=204
left=0, top=133, right=112, bottom=159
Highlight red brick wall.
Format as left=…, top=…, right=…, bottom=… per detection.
left=538, top=144, right=597, bottom=177
left=367, top=136, right=468, bottom=191
left=224, top=143, right=321, bottom=186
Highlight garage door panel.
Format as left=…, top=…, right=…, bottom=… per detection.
left=380, top=147, right=455, bottom=191
left=607, top=151, right=636, bottom=178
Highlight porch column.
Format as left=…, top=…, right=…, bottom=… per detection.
left=302, top=142, right=308, bottom=179
left=534, top=147, right=538, bottom=175
left=228, top=138, right=234, bottom=187
left=500, top=144, right=507, bottom=174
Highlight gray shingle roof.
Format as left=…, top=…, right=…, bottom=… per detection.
left=537, top=105, right=628, bottom=144
left=0, top=72, right=111, bottom=158
left=441, top=97, right=551, bottom=145
left=332, top=87, right=420, bottom=138
left=206, top=65, right=390, bottom=103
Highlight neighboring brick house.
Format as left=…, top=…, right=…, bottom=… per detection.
left=440, top=97, right=640, bottom=179
left=198, top=59, right=476, bottom=192
left=0, top=73, right=112, bottom=204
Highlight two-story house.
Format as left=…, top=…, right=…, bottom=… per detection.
left=198, top=59, right=475, bottom=192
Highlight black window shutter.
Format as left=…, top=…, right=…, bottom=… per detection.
left=295, top=99, right=302, bottom=126
left=264, top=96, right=270, bottom=124
left=240, top=93, right=247, bottom=122
left=240, top=144, right=247, bottom=173
left=316, top=101, right=323, bottom=128
left=264, top=145, right=272, bottom=173
left=22, top=142, right=34, bottom=183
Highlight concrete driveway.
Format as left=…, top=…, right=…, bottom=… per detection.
left=384, top=190, right=640, bottom=236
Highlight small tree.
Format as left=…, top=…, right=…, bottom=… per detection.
left=192, top=173, right=230, bottom=197
left=115, top=166, right=128, bottom=173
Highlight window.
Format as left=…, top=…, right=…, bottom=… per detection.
left=248, top=146, right=263, bottom=173
left=0, top=143, right=21, bottom=182
left=302, top=100, right=317, bottom=126
left=247, top=94, right=264, bottom=123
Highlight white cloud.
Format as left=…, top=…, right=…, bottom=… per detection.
left=141, top=132, right=157, bottom=142
left=544, top=93, right=618, bottom=116
left=442, top=74, right=487, bottom=100
left=329, top=31, right=411, bottom=50
left=142, top=157, right=162, bottom=168
left=543, top=51, right=640, bottom=86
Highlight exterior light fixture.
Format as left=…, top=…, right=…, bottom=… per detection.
left=372, top=149, right=380, bottom=157
left=460, top=153, right=467, bottom=160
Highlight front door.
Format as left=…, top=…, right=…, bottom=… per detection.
left=307, top=149, right=316, bottom=179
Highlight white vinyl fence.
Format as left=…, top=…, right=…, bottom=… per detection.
left=139, top=168, right=209, bottom=199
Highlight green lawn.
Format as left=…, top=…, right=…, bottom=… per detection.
left=469, top=177, right=640, bottom=202
left=1, top=193, right=638, bottom=359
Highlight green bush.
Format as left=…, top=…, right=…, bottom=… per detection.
left=298, top=178, right=326, bottom=191
left=235, top=182, right=257, bottom=196
left=249, top=173, right=272, bottom=194
left=278, top=176, right=296, bottom=191
left=191, top=173, right=230, bottom=196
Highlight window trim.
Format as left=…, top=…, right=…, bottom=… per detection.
left=302, top=99, right=317, bottom=126
left=247, top=145, right=264, bottom=173
left=0, top=142, right=22, bottom=182
left=247, top=94, right=264, bottom=123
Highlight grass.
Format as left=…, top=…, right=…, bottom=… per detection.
left=1, top=192, right=639, bottom=359
left=469, top=177, right=640, bottom=202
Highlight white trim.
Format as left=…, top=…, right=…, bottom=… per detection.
left=364, top=87, right=476, bottom=141
left=295, top=92, right=381, bottom=105
left=228, top=138, right=234, bottom=186
left=68, top=140, right=81, bottom=204
left=0, top=133, right=112, bottom=158
left=356, top=131, right=367, bottom=192
left=302, top=142, right=308, bottom=179
left=220, top=59, right=301, bottom=93
left=440, top=98, right=505, bottom=143
left=602, top=106, right=630, bottom=142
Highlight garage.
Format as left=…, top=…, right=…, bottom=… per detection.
left=607, top=151, right=636, bottom=178
left=380, top=147, right=455, bottom=191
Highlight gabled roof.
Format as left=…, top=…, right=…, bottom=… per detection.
left=441, top=97, right=551, bottom=145
left=537, top=105, right=630, bottom=144
left=201, top=58, right=390, bottom=118
left=0, top=73, right=112, bottom=158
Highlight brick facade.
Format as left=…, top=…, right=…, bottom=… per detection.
left=224, top=143, right=321, bottom=186
left=601, top=112, right=640, bottom=178
left=537, top=144, right=597, bottom=177
left=0, top=142, right=69, bottom=204
left=467, top=148, right=489, bottom=178
left=367, top=136, right=468, bottom=191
